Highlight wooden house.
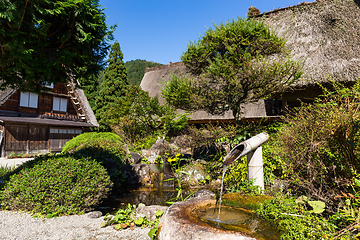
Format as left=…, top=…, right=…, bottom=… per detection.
left=0, top=82, right=98, bottom=157
left=140, top=0, right=360, bottom=123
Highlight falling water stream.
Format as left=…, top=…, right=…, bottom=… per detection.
left=217, top=165, right=229, bottom=221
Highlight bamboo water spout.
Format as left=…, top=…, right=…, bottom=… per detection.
left=223, top=132, right=269, bottom=191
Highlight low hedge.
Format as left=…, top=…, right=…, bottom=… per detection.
left=62, top=132, right=126, bottom=158
left=0, top=154, right=112, bottom=216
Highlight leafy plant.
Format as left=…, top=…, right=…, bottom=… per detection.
left=165, top=154, right=198, bottom=204
left=7, top=152, right=16, bottom=159
left=101, top=203, right=164, bottom=239
left=0, top=154, right=112, bottom=216
left=106, top=85, right=189, bottom=146
left=257, top=195, right=337, bottom=239
left=0, top=165, right=15, bottom=178
left=274, top=80, right=360, bottom=209
left=162, top=17, right=302, bottom=121
left=62, top=132, right=125, bottom=157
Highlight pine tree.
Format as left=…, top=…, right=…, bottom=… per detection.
left=95, top=42, right=129, bottom=131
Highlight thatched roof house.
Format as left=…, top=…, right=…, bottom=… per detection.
left=140, top=0, right=360, bottom=123
left=261, top=0, right=360, bottom=107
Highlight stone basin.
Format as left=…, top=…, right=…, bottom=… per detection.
left=158, top=190, right=279, bottom=240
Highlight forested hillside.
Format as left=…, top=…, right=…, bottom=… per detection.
left=125, top=59, right=163, bottom=85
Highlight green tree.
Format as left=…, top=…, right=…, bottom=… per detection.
left=125, top=59, right=163, bottom=86
left=162, top=17, right=303, bottom=121
left=95, top=41, right=128, bottom=131
left=105, top=85, right=189, bottom=142
left=78, top=74, right=99, bottom=109
left=0, top=0, right=114, bottom=92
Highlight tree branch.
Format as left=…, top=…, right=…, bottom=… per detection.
left=19, top=0, right=29, bottom=30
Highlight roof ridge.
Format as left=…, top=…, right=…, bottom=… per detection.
left=254, top=0, right=322, bottom=18
left=145, top=62, right=183, bottom=73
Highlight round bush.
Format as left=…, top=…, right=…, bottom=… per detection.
left=0, top=155, right=112, bottom=216
left=62, top=132, right=125, bottom=158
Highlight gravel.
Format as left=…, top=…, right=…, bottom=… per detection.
left=0, top=210, right=151, bottom=240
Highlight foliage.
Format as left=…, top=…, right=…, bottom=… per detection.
left=0, top=154, right=112, bottom=216
left=165, top=154, right=198, bottom=204
left=95, top=41, right=129, bottom=131
left=106, top=85, right=189, bottom=144
left=125, top=59, right=163, bottom=86
left=62, top=132, right=125, bottom=157
left=79, top=73, right=100, bottom=109
left=0, top=165, right=15, bottom=178
left=274, top=80, right=360, bottom=208
left=61, top=132, right=127, bottom=186
left=247, top=6, right=261, bottom=18
left=187, top=121, right=285, bottom=191
left=330, top=178, right=360, bottom=239
left=0, top=0, right=114, bottom=92
left=257, top=195, right=337, bottom=239
left=101, top=203, right=163, bottom=239
left=162, top=17, right=302, bottom=121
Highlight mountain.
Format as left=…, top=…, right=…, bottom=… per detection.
left=125, top=59, right=163, bottom=86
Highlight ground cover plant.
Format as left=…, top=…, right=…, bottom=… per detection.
left=257, top=195, right=338, bottom=239
left=0, top=154, right=112, bottom=217
left=101, top=203, right=163, bottom=239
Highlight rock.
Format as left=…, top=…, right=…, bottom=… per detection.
left=170, top=135, right=192, bottom=148
left=179, top=161, right=210, bottom=186
left=141, top=149, right=159, bottom=164
left=150, top=139, right=172, bottom=155
left=158, top=194, right=255, bottom=240
left=136, top=205, right=168, bottom=221
left=129, top=152, right=143, bottom=164
left=87, top=211, right=103, bottom=219
left=192, top=189, right=215, bottom=198
left=193, top=144, right=222, bottom=160
left=122, top=164, right=151, bottom=187
left=124, top=144, right=131, bottom=154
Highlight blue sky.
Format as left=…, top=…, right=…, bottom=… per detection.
left=99, top=0, right=315, bottom=64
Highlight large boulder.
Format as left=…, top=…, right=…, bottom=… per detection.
left=122, top=164, right=151, bottom=187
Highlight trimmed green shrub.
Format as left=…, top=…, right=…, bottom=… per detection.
left=62, top=132, right=125, bottom=157
left=0, top=154, right=112, bottom=216
left=61, top=132, right=128, bottom=187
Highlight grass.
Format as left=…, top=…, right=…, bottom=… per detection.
left=0, top=165, right=16, bottom=178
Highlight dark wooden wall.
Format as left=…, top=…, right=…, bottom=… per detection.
left=0, top=83, right=78, bottom=118
left=2, top=123, right=83, bottom=156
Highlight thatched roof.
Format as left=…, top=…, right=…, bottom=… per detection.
left=140, top=63, right=269, bottom=123
left=140, top=0, right=360, bottom=122
left=260, top=0, right=360, bottom=86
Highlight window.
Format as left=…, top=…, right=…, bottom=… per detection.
left=20, top=92, right=38, bottom=108
left=50, top=128, right=82, bottom=135
left=75, top=129, right=82, bottom=134
left=53, top=97, right=67, bottom=112
left=50, top=128, right=58, bottom=134
left=59, top=129, right=67, bottom=134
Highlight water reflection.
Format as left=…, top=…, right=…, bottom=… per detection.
left=194, top=205, right=280, bottom=240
